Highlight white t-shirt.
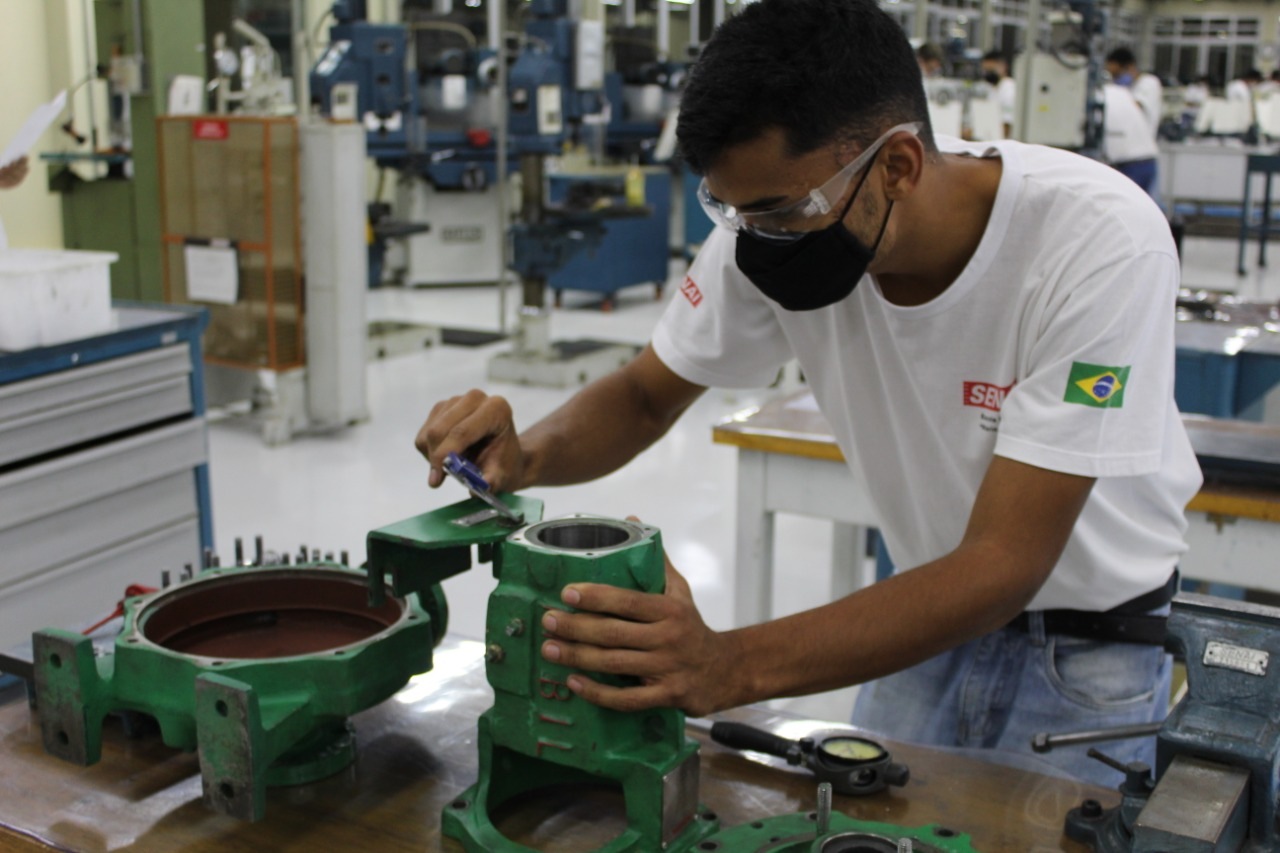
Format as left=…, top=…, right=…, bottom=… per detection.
left=653, top=137, right=1202, bottom=612
left=1103, top=84, right=1160, bottom=164
left=1132, top=73, right=1163, bottom=138
left=997, top=77, right=1017, bottom=128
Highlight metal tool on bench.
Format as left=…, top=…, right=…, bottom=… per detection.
left=1063, top=594, right=1280, bottom=852
left=442, top=452, right=525, bottom=527
left=694, top=719, right=910, bottom=797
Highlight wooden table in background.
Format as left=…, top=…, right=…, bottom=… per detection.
left=0, top=636, right=1108, bottom=852
left=713, top=391, right=1280, bottom=627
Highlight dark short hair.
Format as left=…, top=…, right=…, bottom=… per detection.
left=675, top=0, right=934, bottom=175
left=981, top=50, right=1008, bottom=64
left=1105, top=46, right=1137, bottom=67
left=916, top=43, right=943, bottom=64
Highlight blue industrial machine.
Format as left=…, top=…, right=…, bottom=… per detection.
left=308, top=0, right=680, bottom=315
left=311, top=0, right=680, bottom=384
left=311, top=0, right=419, bottom=160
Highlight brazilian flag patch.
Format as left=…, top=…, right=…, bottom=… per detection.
left=1064, top=362, right=1130, bottom=408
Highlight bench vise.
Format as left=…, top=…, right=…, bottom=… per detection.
left=1066, top=594, right=1280, bottom=852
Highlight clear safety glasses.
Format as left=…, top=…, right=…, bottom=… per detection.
left=697, top=122, right=922, bottom=243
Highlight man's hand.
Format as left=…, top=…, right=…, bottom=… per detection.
left=415, top=389, right=526, bottom=492
left=0, top=157, right=29, bottom=189
left=540, top=552, right=737, bottom=717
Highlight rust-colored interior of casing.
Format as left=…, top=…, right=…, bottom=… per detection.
left=140, top=572, right=402, bottom=659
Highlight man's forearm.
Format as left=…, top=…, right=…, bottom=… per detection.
left=521, top=373, right=676, bottom=487
left=519, top=348, right=704, bottom=488
left=716, top=541, right=1045, bottom=710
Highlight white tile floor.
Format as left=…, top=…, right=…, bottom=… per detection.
left=206, top=234, right=1280, bottom=724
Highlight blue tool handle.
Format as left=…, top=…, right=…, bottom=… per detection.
left=443, top=452, right=489, bottom=493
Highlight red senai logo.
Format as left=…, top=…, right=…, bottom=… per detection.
left=680, top=275, right=703, bottom=307
left=964, top=380, right=1015, bottom=412
left=192, top=119, right=230, bottom=140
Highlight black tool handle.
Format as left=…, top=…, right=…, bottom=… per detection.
left=709, top=721, right=799, bottom=761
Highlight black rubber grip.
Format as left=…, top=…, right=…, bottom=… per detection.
left=709, top=721, right=797, bottom=759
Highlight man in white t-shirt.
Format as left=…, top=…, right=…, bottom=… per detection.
left=980, top=51, right=1017, bottom=138
left=416, top=0, right=1200, bottom=785
left=1102, top=83, right=1160, bottom=196
left=1105, top=47, right=1163, bottom=139
left=1105, top=47, right=1164, bottom=206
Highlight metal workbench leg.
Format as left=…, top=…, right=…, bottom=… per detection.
left=830, top=523, right=872, bottom=602
left=1239, top=165, right=1254, bottom=276
left=1262, top=172, right=1274, bottom=268
left=734, top=451, right=775, bottom=628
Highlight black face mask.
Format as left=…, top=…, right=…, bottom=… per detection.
left=983, top=70, right=1001, bottom=86
left=734, top=153, right=893, bottom=312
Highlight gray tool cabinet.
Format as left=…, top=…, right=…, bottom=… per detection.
left=0, top=304, right=212, bottom=657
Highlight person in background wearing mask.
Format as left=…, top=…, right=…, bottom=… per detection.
left=916, top=42, right=944, bottom=79
left=1105, top=47, right=1163, bottom=140
left=980, top=51, right=1016, bottom=138
left=1105, top=48, right=1167, bottom=206
left=417, top=0, right=1198, bottom=787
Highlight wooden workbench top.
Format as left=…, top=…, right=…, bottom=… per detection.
left=0, top=635, right=1107, bottom=852
left=713, top=391, right=1280, bottom=522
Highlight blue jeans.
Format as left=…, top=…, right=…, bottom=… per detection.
left=1114, top=158, right=1159, bottom=200
left=851, top=611, right=1172, bottom=787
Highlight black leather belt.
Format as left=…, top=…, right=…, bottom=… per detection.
left=1007, top=572, right=1177, bottom=646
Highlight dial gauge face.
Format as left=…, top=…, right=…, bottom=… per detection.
left=819, top=737, right=885, bottom=763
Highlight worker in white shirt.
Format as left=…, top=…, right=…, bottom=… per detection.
left=1102, top=83, right=1159, bottom=196
left=1105, top=48, right=1164, bottom=208
left=1105, top=47, right=1162, bottom=139
left=1227, top=68, right=1263, bottom=127
left=981, top=51, right=1016, bottom=139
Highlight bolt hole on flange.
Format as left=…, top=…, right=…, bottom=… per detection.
left=50, top=654, right=62, bottom=669
left=56, top=731, right=69, bottom=746
left=219, top=782, right=234, bottom=799
left=215, top=700, right=229, bottom=717
left=451, top=799, right=469, bottom=810
left=698, top=842, right=720, bottom=851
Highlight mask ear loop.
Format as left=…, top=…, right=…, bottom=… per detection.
left=869, top=198, right=895, bottom=253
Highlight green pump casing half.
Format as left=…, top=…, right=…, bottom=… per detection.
left=367, top=501, right=719, bottom=852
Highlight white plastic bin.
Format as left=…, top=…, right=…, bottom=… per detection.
left=0, top=250, right=117, bottom=350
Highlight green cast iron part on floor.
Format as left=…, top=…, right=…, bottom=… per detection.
left=32, top=564, right=443, bottom=821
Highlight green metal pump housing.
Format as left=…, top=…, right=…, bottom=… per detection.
left=366, top=499, right=721, bottom=852
left=32, top=562, right=445, bottom=821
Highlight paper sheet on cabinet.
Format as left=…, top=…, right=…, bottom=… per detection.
left=1, top=90, right=67, bottom=169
